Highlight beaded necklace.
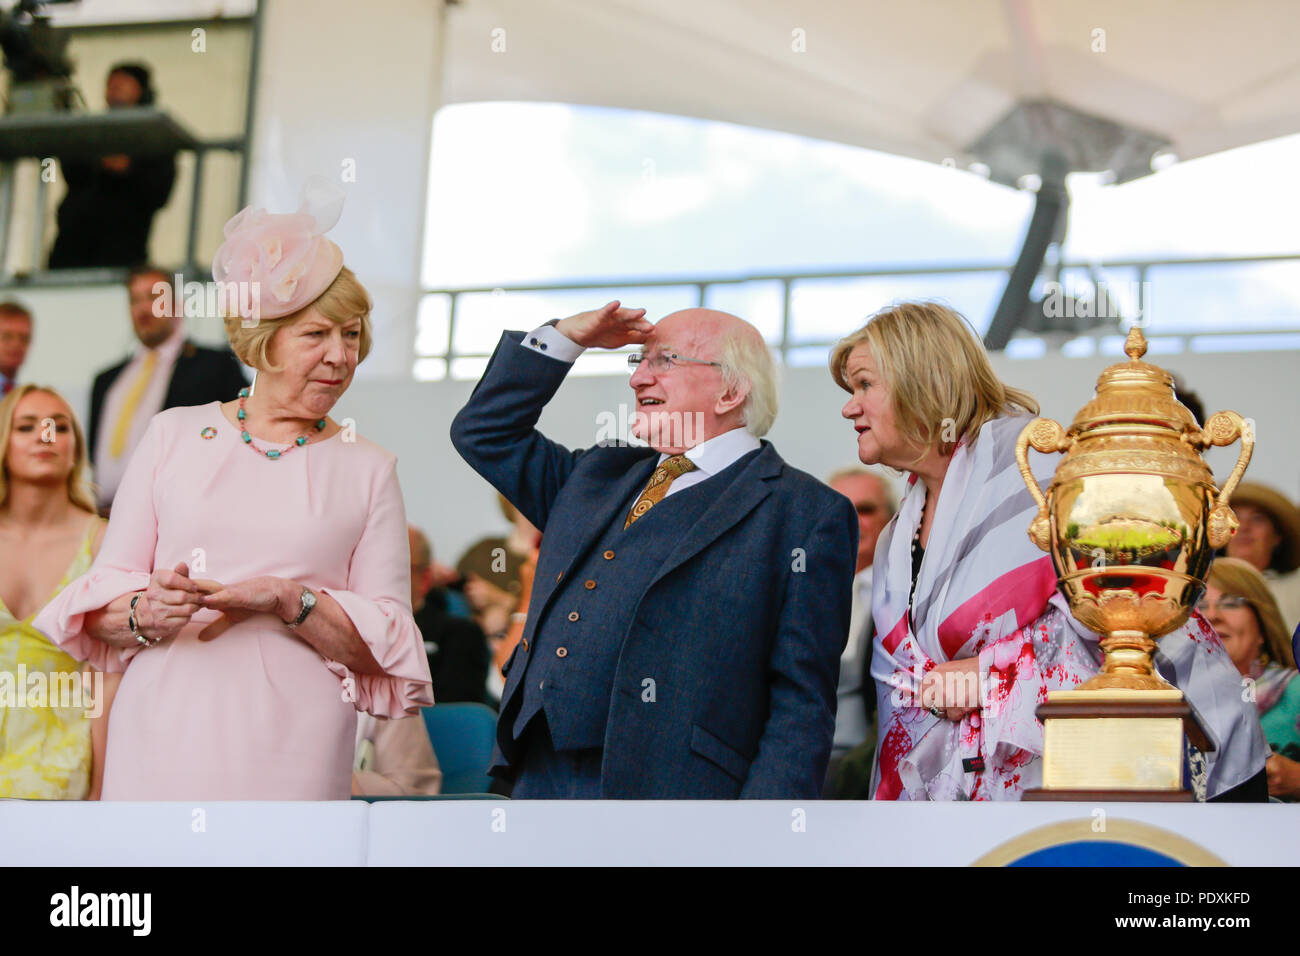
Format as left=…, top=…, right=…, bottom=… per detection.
left=236, top=386, right=326, bottom=460
left=907, top=489, right=928, bottom=614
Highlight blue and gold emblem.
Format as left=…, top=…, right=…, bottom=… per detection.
left=973, top=819, right=1225, bottom=867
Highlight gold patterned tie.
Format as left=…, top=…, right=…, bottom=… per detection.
left=109, top=349, right=158, bottom=458
left=625, top=454, right=698, bottom=528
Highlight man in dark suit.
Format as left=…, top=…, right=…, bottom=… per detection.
left=89, top=265, right=248, bottom=511
left=451, top=301, right=857, bottom=798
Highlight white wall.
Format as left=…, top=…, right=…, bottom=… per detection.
left=242, top=0, right=445, bottom=380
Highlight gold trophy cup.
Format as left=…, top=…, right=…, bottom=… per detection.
left=1015, top=326, right=1253, bottom=800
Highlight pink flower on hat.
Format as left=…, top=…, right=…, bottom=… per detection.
left=213, top=208, right=323, bottom=318
left=212, top=180, right=346, bottom=321
left=271, top=259, right=310, bottom=304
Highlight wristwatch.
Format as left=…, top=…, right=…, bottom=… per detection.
left=285, top=587, right=317, bottom=628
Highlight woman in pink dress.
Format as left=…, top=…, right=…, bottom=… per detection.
left=34, top=190, right=433, bottom=799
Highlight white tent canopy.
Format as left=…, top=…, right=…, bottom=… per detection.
left=442, top=0, right=1300, bottom=180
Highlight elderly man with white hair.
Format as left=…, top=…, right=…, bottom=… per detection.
left=452, top=301, right=857, bottom=798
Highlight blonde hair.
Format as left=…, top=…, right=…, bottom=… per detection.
left=0, top=384, right=98, bottom=515
left=719, top=331, right=779, bottom=437
left=223, top=266, right=373, bottom=372
left=829, top=301, right=1038, bottom=457
left=1207, top=557, right=1296, bottom=668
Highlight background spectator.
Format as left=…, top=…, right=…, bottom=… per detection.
left=0, top=385, right=113, bottom=799
left=1223, top=482, right=1300, bottom=633
left=48, top=63, right=177, bottom=270
left=456, top=492, right=540, bottom=639
left=1202, top=557, right=1300, bottom=800
left=88, top=265, right=248, bottom=512
left=352, top=712, right=442, bottom=797
left=0, top=302, right=32, bottom=396
left=1169, top=371, right=1206, bottom=426
left=824, top=466, right=894, bottom=798
left=411, top=525, right=491, bottom=706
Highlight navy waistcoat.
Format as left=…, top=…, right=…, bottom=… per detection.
left=510, top=470, right=723, bottom=750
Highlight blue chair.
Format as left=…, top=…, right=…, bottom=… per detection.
left=421, top=703, right=498, bottom=795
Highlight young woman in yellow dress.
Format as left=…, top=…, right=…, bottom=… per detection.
left=0, top=384, right=114, bottom=799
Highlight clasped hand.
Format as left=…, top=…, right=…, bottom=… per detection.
left=135, top=561, right=292, bottom=643
left=919, top=658, right=980, bottom=721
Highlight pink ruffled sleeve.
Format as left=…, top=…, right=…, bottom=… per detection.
left=317, top=456, right=434, bottom=718
left=31, top=417, right=162, bottom=673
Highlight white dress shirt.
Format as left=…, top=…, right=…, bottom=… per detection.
left=521, top=322, right=762, bottom=490
left=94, top=320, right=188, bottom=508
left=658, top=427, right=761, bottom=495
left=833, top=564, right=874, bottom=752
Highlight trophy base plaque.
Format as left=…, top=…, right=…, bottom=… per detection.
left=1023, top=689, right=1214, bottom=802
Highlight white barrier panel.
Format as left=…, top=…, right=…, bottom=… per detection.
left=365, top=801, right=1296, bottom=866
left=0, top=801, right=368, bottom=867
left=1, top=800, right=1294, bottom=865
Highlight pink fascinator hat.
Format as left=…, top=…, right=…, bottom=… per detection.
left=212, top=178, right=347, bottom=321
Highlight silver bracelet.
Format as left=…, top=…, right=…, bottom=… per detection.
left=129, top=592, right=161, bottom=647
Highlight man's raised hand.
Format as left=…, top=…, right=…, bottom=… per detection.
left=554, top=301, right=652, bottom=350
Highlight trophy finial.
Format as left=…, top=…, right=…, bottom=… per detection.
left=1124, top=325, right=1148, bottom=360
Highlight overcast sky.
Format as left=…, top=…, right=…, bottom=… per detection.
left=420, top=102, right=1300, bottom=370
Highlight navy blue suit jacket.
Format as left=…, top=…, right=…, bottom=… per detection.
left=450, top=332, right=857, bottom=798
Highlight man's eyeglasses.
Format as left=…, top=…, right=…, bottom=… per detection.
left=628, top=350, right=722, bottom=373
left=1195, top=594, right=1250, bottom=614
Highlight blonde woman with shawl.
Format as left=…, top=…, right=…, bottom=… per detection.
left=831, top=302, right=1270, bottom=801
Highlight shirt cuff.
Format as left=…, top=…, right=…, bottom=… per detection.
left=521, top=322, right=585, bottom=363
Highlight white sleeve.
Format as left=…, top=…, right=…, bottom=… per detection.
left=519, top=322, right=585, bottom=363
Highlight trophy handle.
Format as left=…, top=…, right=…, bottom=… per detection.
left=1198, top=410, right=1255, bottom=549
left=1017, top=417, right=1070, bottom=552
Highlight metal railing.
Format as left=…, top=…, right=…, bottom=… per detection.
left=421, top=251, right=1300, bottom=374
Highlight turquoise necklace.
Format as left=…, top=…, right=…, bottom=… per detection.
left=237, top=386, right=326, bottom=460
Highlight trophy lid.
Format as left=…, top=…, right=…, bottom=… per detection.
left=1071, top=326, right=1198, bottom=434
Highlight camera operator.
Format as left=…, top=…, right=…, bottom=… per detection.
left=47, top=62, right=176, bottom=270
